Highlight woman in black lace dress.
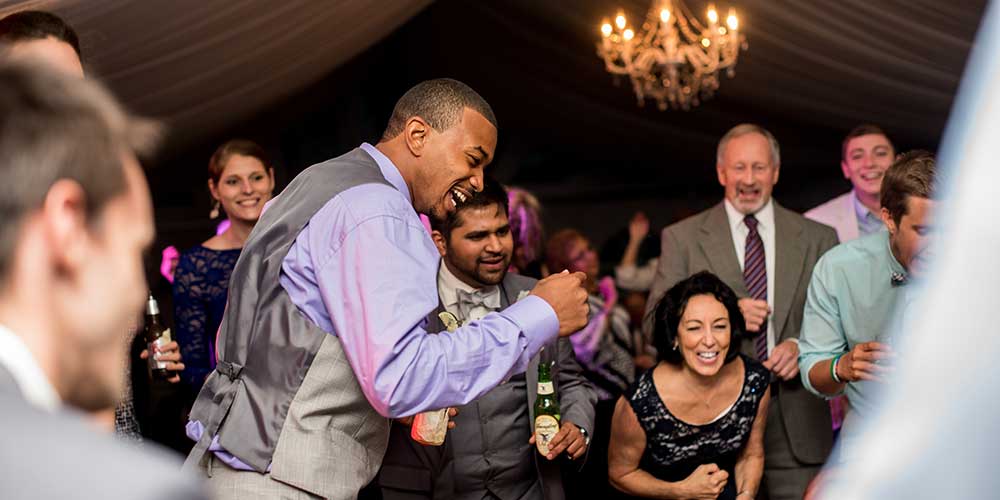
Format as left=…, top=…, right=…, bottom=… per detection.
left=173, top=139, right=274, bottom=393
left=609, top=271, right=770, bottom=500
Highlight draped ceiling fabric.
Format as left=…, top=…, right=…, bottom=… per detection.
left=0, top=0, right=432, bottom=147
left=0, top=0, right=986, bottom=250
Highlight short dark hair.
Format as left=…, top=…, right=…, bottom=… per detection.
left=0, top=11, right=82, bottom=59
left=0, top=61, right=159, bottom=283
left=880, top=150, right=937, bottom=225
left=430, top=179, right=509, bottom=239
left=842, top=124, right=893, bottom=160
left=381, top=78, right=497, bottom=141
left=651, top=271, right=745, bottom=365
left=208, top=138, right=271, bottom=184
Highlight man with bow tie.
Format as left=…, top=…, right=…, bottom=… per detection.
left=798, top=150, right=938, bottom=459
left=377, top=180, right=597, bottom=500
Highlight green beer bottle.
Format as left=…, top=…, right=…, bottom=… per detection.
left=533, top=359, right=560, bottom=456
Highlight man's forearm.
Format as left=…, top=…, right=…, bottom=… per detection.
left=808, top=358, right=847, bottom=396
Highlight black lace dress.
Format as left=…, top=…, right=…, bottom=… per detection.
left=627, top=355, right=768, bottom=500
left=172, top=245, right=240, bottom=393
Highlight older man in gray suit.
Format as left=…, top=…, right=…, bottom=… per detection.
left=646, top=124, right=838, bottom=500
left=378, top=181, right=597, bottom=500
left=0, top=62, right=204, bottom=499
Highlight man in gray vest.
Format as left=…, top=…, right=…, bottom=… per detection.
left=185, top=79, right=591, bottom=499
left=378, top=181, right=597, bottom=500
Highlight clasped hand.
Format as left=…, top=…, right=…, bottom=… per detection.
left=836, top=342, right=894, bottom=383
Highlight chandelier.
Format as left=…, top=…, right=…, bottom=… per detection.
left=597, top=1, right=747, bottom=110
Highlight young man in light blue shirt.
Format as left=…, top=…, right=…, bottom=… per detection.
left=798, top=150, right=938, bottom=456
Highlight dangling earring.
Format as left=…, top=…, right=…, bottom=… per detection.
left=672, top=341, right=678, bottom=351
left=209, top=200, right=220, bottom=219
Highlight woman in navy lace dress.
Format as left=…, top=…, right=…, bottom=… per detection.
left=609, top=272, right=770, bottom=500
left=173, top=139, right=274, bottom=392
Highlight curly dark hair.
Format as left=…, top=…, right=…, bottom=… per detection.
left=650, top=271, right=745, bottom=365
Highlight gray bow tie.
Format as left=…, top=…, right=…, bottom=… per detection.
left=455, top=288, right=498, bottom=320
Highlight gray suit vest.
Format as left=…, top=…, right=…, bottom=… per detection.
left=185, top=148, right=393, bottom=498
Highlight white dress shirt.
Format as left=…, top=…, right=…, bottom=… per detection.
left=437, top=260, right=501, bottom=322
left=0, top=324, right=60, bottom=411
left=723, top=198, right=777, bottom=353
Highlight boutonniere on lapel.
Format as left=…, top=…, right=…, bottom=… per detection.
left=438, top=311, right=461, bottom=332
left=517, top=290, right=531, bottom=302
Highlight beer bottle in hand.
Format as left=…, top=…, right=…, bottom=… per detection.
left=533, top=359, right=560, bottom=456
left=144, top=292, right=171, bottom=379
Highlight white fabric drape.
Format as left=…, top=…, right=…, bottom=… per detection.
left=1, top=0, right=431, bottom=145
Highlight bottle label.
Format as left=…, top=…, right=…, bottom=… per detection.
left=537, top=381, right=554, bottom=395
left=411, top=408, right=449, bottom=446
left=534, top=414, right=560, bottom=456
left=151, top=329, right=171, bottom=370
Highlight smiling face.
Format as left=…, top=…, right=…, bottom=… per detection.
left=434, top=203, right=513, bottom=287
left=413, top=107, right=497, bottom=221
left=677, top=294, right=732, bottom=377
left=717, top=132, right=780, bottom=214
left=208, top=154, right=274, bottom=225
left=842, top=133, right=894, bottom=200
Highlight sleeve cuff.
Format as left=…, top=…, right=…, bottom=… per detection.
left=498, top=295, right=559, bottom=356
left=800, top=357, right=844, bottom=399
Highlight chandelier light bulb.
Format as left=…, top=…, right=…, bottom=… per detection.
left=707, top=4, right=718, bottom=24
left=601, top=21, right=613, bottom=37
left=727, top=9, right=739, bottom=30
left=624, top=28, right=635, bottom=41
left=660, top=8, right=671, bottom=23
left=615, top=12, right=627, bottom=30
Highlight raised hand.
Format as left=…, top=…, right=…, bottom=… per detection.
left=737, top=298, right=769, bottom=333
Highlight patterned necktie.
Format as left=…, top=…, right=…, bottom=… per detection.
left=743, top=214, right=768, bottom=361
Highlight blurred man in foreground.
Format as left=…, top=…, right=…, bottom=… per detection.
left=0, top=61, right=205, bottom=499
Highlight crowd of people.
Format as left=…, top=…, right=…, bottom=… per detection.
left=0, top=9, right=939, bottom=500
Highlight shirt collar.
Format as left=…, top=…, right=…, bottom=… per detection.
left=360, top=142, right=411, bottom=205
left=852, top=190, right=880, bottom=222
left=879, top=231, right=908, bottom=284
left=437, top=260, right=500, bottom=309
left=0, top=324, right=60, bottom=412
left=723, top=197, right=775, bottom=232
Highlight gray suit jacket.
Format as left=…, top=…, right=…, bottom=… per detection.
left=378, top=272, right=597, bottom=500
left=0, top=365, right=207, bottom=500
left=645, top=201, right=838, bottom=464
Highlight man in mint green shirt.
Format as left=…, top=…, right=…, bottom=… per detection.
left=798, top=151, right=938, bottom=453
